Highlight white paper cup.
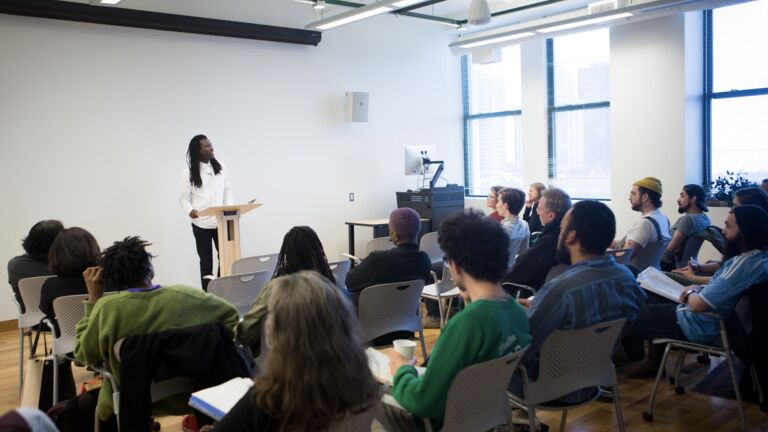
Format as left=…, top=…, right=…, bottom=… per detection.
left=393, top=339, right=417, bottom=360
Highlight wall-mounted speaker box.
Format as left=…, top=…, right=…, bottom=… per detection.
left=346, top=91, right=369, bottom=123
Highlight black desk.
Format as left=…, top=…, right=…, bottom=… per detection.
left=345, top=218, right=431, bottom=256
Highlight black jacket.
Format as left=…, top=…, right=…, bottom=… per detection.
left=505, top=220, right=562, bottom=290
left=345, top=242, right=432, bottom=308
left=523, top=202, right=543, bottom=233
left=118, top=322, right=251, bottom=432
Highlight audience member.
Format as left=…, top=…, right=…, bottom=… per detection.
left=0, top=407, right=58, bottom=432
left=214, top=272, right=380, bottom=432
left=523, top=182, right=546, bottom=233
left=497, top=188, right=530, bottom=269
left=505, top=188, right=572, bottom=291
left=376, top=209, right=531, bottom=432
left=762, top=178, right=768, bottom=194
left=510, top=201, right=646, bottom=414
left=7, top=220, right=63, bottom=312
left=487, top=185, right=504, bottom=222
left=614, top=177, right=671, bottom=267
left=626, top=205, right=768, bottom=378
left=345, top=208, right=434, bottom=331
left=238, top=226, right=335, bottom=349
left=74, top=236, right=239, bottom=423
left=661, top=185, right=710, bottom=271
left=40, top=227, right=102, bottom=330
left=733, top=186, right=768, bottom=211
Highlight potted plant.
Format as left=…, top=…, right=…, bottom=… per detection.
left=706, top=171, right=758, bottom=207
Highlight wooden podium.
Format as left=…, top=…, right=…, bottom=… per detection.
left=198, top=203, right=261, bottom=276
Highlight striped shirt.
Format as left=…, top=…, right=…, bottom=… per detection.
left=677, top=249, right=768, bottom=344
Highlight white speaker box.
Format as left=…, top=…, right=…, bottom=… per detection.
left=346, top=91, right=369, bottom=123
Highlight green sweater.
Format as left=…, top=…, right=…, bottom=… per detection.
left=74, top=285, right=240, bottom=421
left=391, top=298, right=531, bottom=431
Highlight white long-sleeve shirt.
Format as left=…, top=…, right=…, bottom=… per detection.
left=179, top=161, right=234, bottom=229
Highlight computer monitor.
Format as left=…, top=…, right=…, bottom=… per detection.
left=404, top=145, right=436, bottom=176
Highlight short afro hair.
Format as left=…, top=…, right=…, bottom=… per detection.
left=564, top=200, right=616, bottom=255
left=102, top=236, right=154, bottom=291
left=438, top=209, right=509, bottom=283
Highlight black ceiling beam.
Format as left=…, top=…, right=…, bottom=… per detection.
left=0, top=0, right=322, bottom=46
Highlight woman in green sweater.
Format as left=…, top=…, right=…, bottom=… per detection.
left=378, top=210, right=532, bottom=432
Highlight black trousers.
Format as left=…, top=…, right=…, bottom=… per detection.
left=192, top=224, right=220, bottom=291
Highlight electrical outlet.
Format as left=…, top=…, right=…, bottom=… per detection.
left=349, top=193, right=355, bottom=202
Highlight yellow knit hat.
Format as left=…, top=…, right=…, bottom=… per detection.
left=633, top=177, right=663, bottom=195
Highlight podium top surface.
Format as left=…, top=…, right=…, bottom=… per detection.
left=345, top=218, right=430, bottom=227
left=198, top=203, right=261, bottom=217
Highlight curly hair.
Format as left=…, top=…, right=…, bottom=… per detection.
left=273, top=226, right=335, bottom=284
left=22, top=220, right=64, bottom=260
left=563, top=200, right=616, bottom=255
left=498, top=188, right=526, bottom=216
left=438, top=209, right=509, bottom=283
left=101, top=236, right=154, bottom=291
left=253, top=271, right=380, bottom=432
left=48, top=227, right=101, bottom=277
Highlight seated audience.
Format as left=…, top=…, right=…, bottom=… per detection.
left=74, top=236, right=239, bottom=424
left=510, top=200, right=646, bottom=410
left=487, top=185, right=504, bottom=222
left=733, top=186, right=768, bottom=210
left=497, top=188, right=530, bottom=269
left=345, top=208, right=434, bottom=330
left=40, top=227, right=102, bottom=330
left=237, top=226, right=336, bottom=349
left=505, top=188, right=572, bottom=291
left=762, top=178, right=768, bottom=194
left=626, top=205, right=768, bottom=378
left=7, top=219, right=63, bottom=312
left=614, top=177, right=671, bottom=268
left=661, top=184, right=710, bottom=271
left=214, top=271, right=380, bottom=432
left=523, top=182, right=546, bottom=233
left=376, top=209, right=531, bottom=432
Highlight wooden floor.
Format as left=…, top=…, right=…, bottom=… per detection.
left=1, top=328, right=766, bottom=431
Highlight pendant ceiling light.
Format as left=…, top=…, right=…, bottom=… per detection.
left=468, top=0, right=491, bottom=25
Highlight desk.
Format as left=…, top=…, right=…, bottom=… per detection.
left=345, top=218, right=431, bottom=256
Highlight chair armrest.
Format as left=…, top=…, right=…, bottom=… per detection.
left=340, top=253, right=362, bottom=264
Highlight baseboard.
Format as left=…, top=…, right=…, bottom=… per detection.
left=0, top=319, right=17, bottom=332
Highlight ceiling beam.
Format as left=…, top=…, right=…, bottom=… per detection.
left=0, top=0, right=322, bottom=46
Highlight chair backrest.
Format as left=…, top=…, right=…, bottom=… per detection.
left=434, top=261, right=456, bottom=295
left=231, top=253, right=279, bottom=276
left=328, top=401, right=379, bottom=431
left=544, top=264, right=568, bottom=284
left=629, top=239, right=670, bottom=271
left=525, top=318, right=626, bottom=405
left=365, top=237, right=394, bottom=257
left=676, top=235, right=706, bottom=269
left=419, top=232, right=443, bottom=265
left=357, top=280, right=425, bottom=341
left=607, top=248, right=632, bottom=265
left=50, top=294, right=90, bottom=355
left=207, top=271, right=272, bottom=317
left=329, top=260, right=352, bottom=291
left=17, top=276, right=54, bottom=328
left=441, top=348, right=528, bottom=432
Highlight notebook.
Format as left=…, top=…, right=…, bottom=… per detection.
left=366, top=347, right=425, bottom=385
left=637, top=267, right=686, bottom=303
left=188, top=377, right=254, bottom=421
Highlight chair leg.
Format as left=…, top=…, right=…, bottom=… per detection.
left=644, top=343, right=672, bottom=421
left=18, top=329, right=24, bottom=399
left=725, top=351, right=747, bottom=432
left=613, top=376, right=626, bottom=432
left=52, top=355, right=59, bottom=405
left=528, top=404, right=537, bottom=432
left=749, top=365, right=764, bottom=404
left=418, top=330, right=428, bottom=360
left=672, top=349, right=686, bottom=387
left=436, top=296, right=445, bottom=328
left=559, top=409, right=567, bottom=432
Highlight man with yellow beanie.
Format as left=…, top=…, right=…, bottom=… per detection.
left=615, top=177, right=671, bottom=268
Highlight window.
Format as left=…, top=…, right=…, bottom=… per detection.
left=705, top=0, right=768, bottom=184
left=462, top=46, right=524, bottom=196
left=547, top=28, right=611, bottom=199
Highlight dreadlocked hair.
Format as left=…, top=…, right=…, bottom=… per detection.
left=102, top=236, right=154, bottom=291
left=187, top=134, right=222, bottom=188
left=272, top=226, right=335, bottom=284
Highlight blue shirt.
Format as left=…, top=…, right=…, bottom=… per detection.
left=526, top=255, right=647, bottom=367
left=677, top=249, right=768, bottom=344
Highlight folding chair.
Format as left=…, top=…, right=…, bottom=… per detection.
left=607, top=248, right=632, bottom=264
left=509, top=319, right=628, bottom=432
left=358, top=280, right=428, bottom=359
left=16, top=276, right=54, bottom=397
left=231, top=253, right=279, bottom=276
left=43, top=294, right=89, bottom=405
left=365, top=237, right=395, bottom=257
left=502, top=282, right=536, bottom=300
left=329, top=259, right=352, bottom=292
left=207, top=271, right=271, bottom=318
left=630, top=239, right=670, bottom=271
left=421, top=261, right=460, bottom=329
left=675, top=235, right=706, bottom=269
left=419, top=232, right=443, bottom=267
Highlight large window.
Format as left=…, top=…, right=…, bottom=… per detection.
left=705, top=0, right=768, bottom=184
left=547, top=28, right=611, bottom=199
left=462, top=46, right=524, bottom=196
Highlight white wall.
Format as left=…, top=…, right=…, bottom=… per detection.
left=0, top=13, right=464, bottom=321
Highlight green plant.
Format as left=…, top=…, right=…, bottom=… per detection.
left=707, top=171, right=758, bottom=204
